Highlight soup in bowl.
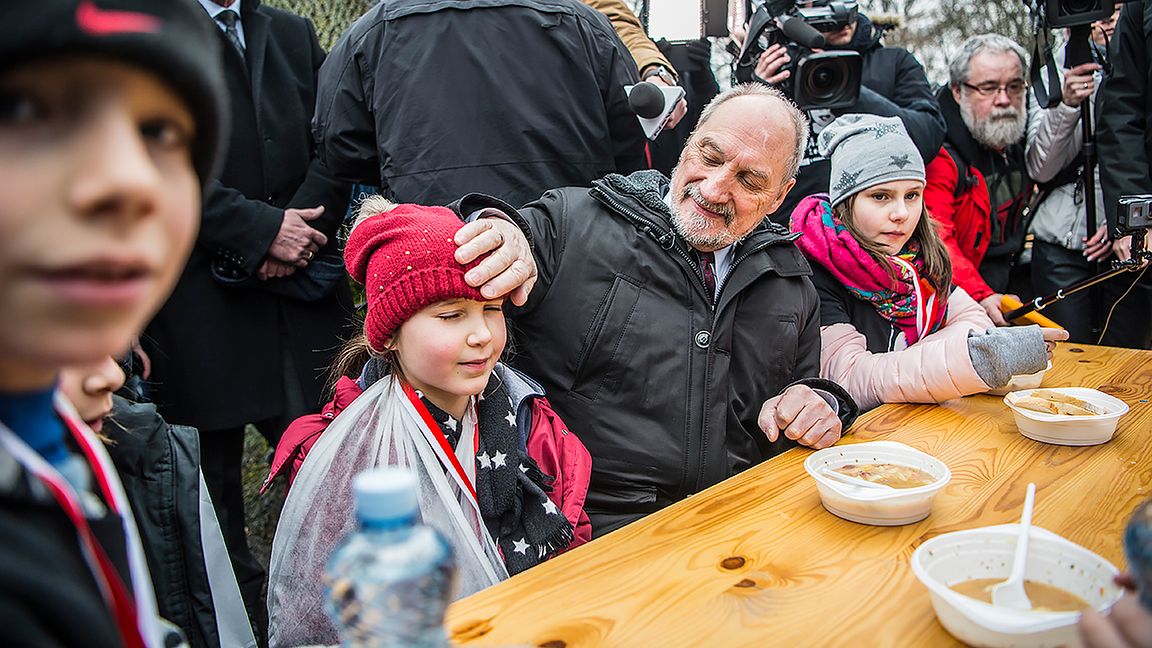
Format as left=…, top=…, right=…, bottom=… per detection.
left=805, top=441, right=950, bottom=526
left=911, top=524, right=1123, bottom=647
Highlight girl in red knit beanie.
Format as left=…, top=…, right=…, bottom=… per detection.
left=267, top=198, right=592, bottom=647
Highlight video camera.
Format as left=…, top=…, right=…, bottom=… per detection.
left=734, top=0, right=863, bottom=110
left=1117, top=195, right=1152, bottom=262
left=1039, top=0, right=1116, bottom=27
left=1023, top=0, right=1132, bottom=68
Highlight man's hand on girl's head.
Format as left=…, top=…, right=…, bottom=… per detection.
left=455, top=217, right=537, bottom=306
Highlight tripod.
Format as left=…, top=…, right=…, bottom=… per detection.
left=1016, top=25, right=1109, bottom=334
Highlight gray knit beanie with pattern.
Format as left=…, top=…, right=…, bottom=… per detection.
left=819, top=114, right=925, bottom=208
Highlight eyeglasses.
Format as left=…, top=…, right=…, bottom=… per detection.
left=962, top=80, right=1028, bottom=97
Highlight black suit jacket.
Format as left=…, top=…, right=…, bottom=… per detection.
left=145, top=0, right=353, bottom=432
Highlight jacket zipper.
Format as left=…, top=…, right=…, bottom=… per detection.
left=591, top=184, right=797, bottom=496
left=590, top=187, right=715, bottom=311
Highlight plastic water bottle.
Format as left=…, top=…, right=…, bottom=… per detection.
left=325, top=468, right=457, bottom=647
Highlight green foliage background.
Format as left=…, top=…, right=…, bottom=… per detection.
left=264, top=0, right=374, bottom=50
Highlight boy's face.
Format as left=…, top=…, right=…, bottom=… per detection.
left=0, top=58, right=200, bottom=391
left=57, top=356, right=125, bottom=434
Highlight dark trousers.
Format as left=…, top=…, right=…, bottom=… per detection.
left=1032, top=240, right=1152, bottom=347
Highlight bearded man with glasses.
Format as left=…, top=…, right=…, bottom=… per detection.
left=925, top=34, right=1034, bottom=326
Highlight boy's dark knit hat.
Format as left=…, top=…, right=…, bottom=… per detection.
left=0, top=0, right=229, bottom=186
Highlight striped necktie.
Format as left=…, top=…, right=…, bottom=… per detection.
left=216, top=10, right=245, bottom=56
left=695, top=250, right=716, bottom=300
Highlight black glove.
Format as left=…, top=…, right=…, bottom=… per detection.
left=685, top=38, right=712, bottom=71
left=684, top=39, right=719, bottom=96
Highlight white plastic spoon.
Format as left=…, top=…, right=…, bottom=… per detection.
left=991, top=482, right=1036, bottom=610
left=819, top=468, right=896, bottom=490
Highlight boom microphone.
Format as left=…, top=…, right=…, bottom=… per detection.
left=780, top=16, right=826, bottom=49
left=625, top=81, right=686, bottom=140
left=628, top=81, right=667, bottom=119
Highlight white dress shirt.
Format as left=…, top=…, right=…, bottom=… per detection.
left=198, top=0, right=247, bottom=49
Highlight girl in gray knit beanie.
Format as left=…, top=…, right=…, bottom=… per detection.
left=789, top=113, right=1066, bottom=411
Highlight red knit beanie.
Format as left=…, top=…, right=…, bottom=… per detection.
left=345, top=204, right=485, bottom=349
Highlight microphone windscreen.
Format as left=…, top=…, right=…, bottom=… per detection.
left=780, top=16, right=826, bottom=49
left=628, top=82, right=666, bottom=119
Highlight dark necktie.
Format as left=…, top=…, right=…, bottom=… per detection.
left=216, top=10, right=245, bottom=56
left=695, top=250, right=717, bottom=300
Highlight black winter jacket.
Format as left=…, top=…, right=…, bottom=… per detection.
left=1098, top=0, right=1152, bottom=232
left=458, top=171, right=857, bottom=535
left=105, top=397, right=255, bottom=648
left=314, top=0, right=647, bottom=208
left=772, top=15, right=946, bottom=222
left=0, top=446, right=126, bottom=646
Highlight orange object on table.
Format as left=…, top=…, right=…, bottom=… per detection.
left=1000, top=294, right=1064, bottom=329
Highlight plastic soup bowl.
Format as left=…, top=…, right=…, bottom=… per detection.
left=804, top=441, right=951, bottom=526
left=986, top=362, right=1052, bottom=397
left=911, top=524, right=1123, bottom=647
left=1004, top=387, right=1129, bottom=446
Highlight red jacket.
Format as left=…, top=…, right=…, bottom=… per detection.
left=924, top=145, right=995, bottom=302
left=265, top=374, right=593, bottom=548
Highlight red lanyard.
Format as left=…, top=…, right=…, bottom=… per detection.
left=401, top=381, right=479, bottom=504
left=0, top=410, right=147, bottom=648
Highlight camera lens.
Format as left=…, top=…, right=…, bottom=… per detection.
left=801, top=59, right=849, bottom=101
left=793, top=51, right=863, bottom=110
left=1061, top=0, right=1099, bottom=13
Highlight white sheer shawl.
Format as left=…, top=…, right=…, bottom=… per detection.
left=266, top=376, right=507, bottom=648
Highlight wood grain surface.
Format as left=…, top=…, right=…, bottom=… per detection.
left=445, top=344, right=1152, bottom=647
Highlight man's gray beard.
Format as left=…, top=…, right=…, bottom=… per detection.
left=959, top=99, right=1026, bottom=151
left=672, top=207, right=742, bottom=250
left=670, top=181, right=745, bottom=250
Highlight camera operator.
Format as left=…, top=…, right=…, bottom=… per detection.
left=740, top=1, right=945, bottom=223
left=1096, top=0, right=1152, bottom=348
left=1026, top=13, right=1118, bottom=343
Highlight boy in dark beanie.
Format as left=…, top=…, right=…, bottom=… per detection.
left=0, top=1, right=228, bottom=646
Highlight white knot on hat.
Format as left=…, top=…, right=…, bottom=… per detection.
left=818, top=114, right=925, bottom=208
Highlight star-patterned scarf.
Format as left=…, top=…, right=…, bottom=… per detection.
left=791, top=194, right=949, bottom=345
left=406, top=373, right=574, bottom=575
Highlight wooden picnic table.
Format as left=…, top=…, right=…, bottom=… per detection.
left=446, top=344, right=1152, bottom=647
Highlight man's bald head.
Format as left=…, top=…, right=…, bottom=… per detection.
left=668, top=85, right=807, bottom=251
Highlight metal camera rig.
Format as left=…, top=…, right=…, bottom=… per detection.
left=1003, top=195, right=1152, bottom=322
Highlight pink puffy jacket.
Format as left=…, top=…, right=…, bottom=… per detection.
left=820, top=287, right=995, bottom=411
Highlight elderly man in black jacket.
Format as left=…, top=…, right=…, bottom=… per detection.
left=454, top=84, right=859, bottom=536
left=745, top=2, right=945, bottom=222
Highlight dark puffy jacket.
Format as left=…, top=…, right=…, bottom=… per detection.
left=0, top=447, right=125, bottom=647
left=772, top=15, right=945, bottom=221
left=457, top=170, right=857, bottom=535
left=1098, top=0, right=1152, bottom=232
left=314, top=0, right=647, bottom=207
left=105, top=397, right=256, bottom=648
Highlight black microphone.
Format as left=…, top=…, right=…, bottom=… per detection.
left=780, top=16, right=826, bottom=49
left=628, top=81, right=667, bottom=119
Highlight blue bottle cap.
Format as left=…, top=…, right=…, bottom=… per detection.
left=352, top=468, right=419, bottom=523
